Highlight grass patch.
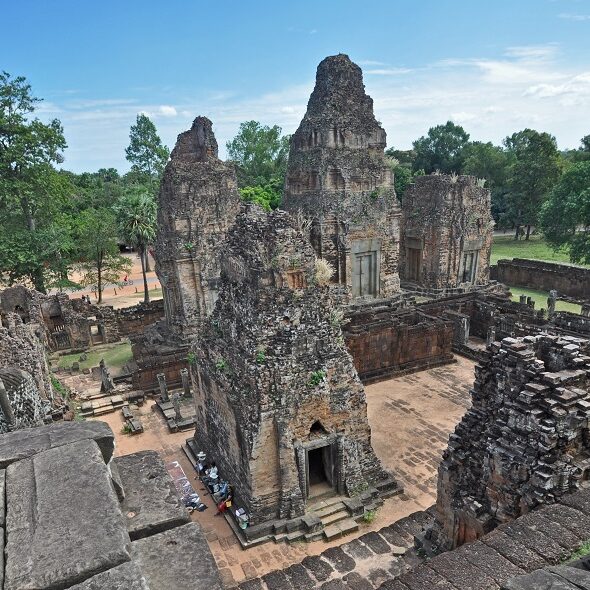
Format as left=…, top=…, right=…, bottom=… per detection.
left=52, top=341, right=133, bottom=375
left=565, top=540, right=590, bottom=563
left=362, top=509, right=377, bottom=524
left=508, top=286, right=582, bottom=314
left=130, top=288, right=162, bottom=299
left=491, top=234, right=588, bottom=267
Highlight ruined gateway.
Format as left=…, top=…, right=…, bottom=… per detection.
left=190, top=206, right=398, bottom=530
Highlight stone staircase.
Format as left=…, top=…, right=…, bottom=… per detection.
left=309, top=495, right=359, bottom=541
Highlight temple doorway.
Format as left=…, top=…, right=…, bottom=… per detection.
left=306, top=443, right=335, bottom=498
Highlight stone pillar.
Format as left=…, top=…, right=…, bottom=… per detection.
left=157, top=373, right=169, bottom=402
left=527, top=297, right=535, bottom=309
left=99, top=359, right=115, bottom=394
left=460, top=317, right=470, bottom=345
left=180, top=368, right=191, bottom=397
left=277, top=420, right=305, bottom=520
left=547, top=289, right=558, bottom=318
left=171, top=392, right=182, bottom=421
left=519, top=294, right=527, bottom=305
left=486, top=327, right=496, bottom=348
left=582, top=304, right=590, bottom=318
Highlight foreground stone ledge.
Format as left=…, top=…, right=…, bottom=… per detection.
left=115, top=450, right=189, bottom=540
left=4, top=438, right=130, bottom=590
left=68, top=562, right=149, bottom=590
left=130, top=522, right=223, bottom=590
left=0, top=420, right=115, bottom=468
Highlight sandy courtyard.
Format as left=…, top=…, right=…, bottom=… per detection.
left=87, top=356, right=474, bottom=586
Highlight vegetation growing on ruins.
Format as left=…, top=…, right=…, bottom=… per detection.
left=308, top=369, right=326, bottom=387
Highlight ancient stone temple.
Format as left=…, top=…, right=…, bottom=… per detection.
left=282, top=54, right=401, bottom=301
left=154, top=116, right=242, bottom=337
left=400, top=174, right=493, bottom=290
left=190, top=205, right=398, bottom=534
left=0, top=367, right=46, bottom=433
left=428, top=334, right=590, bottom=552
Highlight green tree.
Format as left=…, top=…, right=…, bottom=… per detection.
left=125, top=114, right=169, bottom=186
left=239, top=183, right=281, bottom=211
left=462, top=141, right=513, bottom=228
left=226, top=121, right=289, bottom=192
left=412, top=121, right=470, bottom=174
left=540, top=161, right=590, bottom=264
left=504, top=129, right=561, bottom=240
left=116, top=191, right=157, bottom=303
left=0, top=71, right=69, bottom=292
left=75, top=208, right=131, bottom=304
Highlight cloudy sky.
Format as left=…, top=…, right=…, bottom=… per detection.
left=3, top=0, right=590, bottom=172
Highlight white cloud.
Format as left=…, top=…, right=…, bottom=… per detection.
left=50, top=43, right=590, bottom=171
left=559, top=13, right=590, bottom=21
left=158, top=105, right=177, bottom=117
left=357, top=60, right=386, bottom=66
left=365, top=68, right=412, bottom=76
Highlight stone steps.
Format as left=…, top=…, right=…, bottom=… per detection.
left=312, top=501, right=347, bottom=519
left=321, top=509, right=350, bottom=527
left=323, top=517, right=359, bottom=540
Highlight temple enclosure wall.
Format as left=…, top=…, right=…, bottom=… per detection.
left=491, top=258, right=590, bottom=300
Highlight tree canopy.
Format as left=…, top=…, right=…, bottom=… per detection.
left=540, top=161, right=590, bottom=265
left=125, top=113, right=169, bottom=186
left=412, top=121, right=470, bottom=174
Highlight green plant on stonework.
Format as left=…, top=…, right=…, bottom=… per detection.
left=308, top=370, right=326, bottom=387
left=187, top=352, right=196, bottom=366
left=329, top=307, right=345, bottom=328
left=121, top=423, right=132, bottom=435
left=50, top=375, right=68, bottom=398
left=289, top=257, right=301, bottom=269
left=215, top=358, right=228, bottom=371
left=363, top=509, right=376, bottom=524
left=184, top=242, right=195, bottom=252
left=564, top=541, right=590, bottom=563
left=255, top=349, right=266, bottom=364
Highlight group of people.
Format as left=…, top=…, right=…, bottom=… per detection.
left=80, top=294, right=92, bottom=304
left=194, top=452, right=234, bottom=516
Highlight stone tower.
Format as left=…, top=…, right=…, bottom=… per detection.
left=428, top=335, right=590, bottom=552
left=190, top=205, right=398, bottom=532
left=400, top=174, right=493, bottom=291
left=154, top=117, right=241, bottom=337
left=282, top=54, right=401, bottom=301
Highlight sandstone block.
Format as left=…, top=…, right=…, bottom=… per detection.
left=4, top=439, right=130, bottom=590
left=0, top=420, right=115, bottom=468
left=115, top=450, right=189, bottom=540
left=130, top=522, right=222, bottom=590
left=68, top=562, right=149, bottom=590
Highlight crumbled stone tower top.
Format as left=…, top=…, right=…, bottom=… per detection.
left=170, top=116, right=219, bottom=162
left=154, top=116, right=241, bottom=335
left=294, top=53, right=385, bottom=144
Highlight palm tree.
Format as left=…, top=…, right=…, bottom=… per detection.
left=116, top=192, right=157, bottom=303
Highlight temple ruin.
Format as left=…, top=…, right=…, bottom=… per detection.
left=154, top=116, right=242, bottom=337
left=401, top=174, right=494, bottom=291
left=282, top=54, right=402, bottom=301
left=427, top=334, right=590, bottom=552
left=189, top=206, right=398, bottom=539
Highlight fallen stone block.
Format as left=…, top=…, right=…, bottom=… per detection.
left=130, top=522, right=222, bottom=590
left=4, top=439, right=130, bottom=590
left=0, top=420, right=115, bottom=468
left=115, top=450, right=189, bottom=540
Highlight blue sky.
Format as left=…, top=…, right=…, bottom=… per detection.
left=2, top=0, right=590, bottom=172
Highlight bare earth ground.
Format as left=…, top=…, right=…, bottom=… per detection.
left=71, top=356, right=475, bottom=586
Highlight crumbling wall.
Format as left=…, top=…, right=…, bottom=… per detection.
left=282, top=54, right=401, bottom=301
left=154, top=116, right=242, bottom=337
left=116, top=299, right=165, bottom=336
left=401, top=174, right=493, bottom=290
left=344, top=309, right=454, bottom=382
left=429, top=334, right=590, bottom=551
left=0, top=367, right=46, bottom=432
left=492, top=258, right=590, bottom=300
left=191, top=205, right=397, bottom=525
left=0, top=312, right=53, bottom=400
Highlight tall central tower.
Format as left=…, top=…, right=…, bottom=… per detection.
left=282, top=54, right=401, bottom=301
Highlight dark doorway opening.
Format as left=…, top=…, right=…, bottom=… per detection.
left=308, top=447, right=327, bottom=487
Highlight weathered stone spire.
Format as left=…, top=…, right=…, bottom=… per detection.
left=154, top=116, right=241, bottom=337
left=282, top=54, right=401, bottom=300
